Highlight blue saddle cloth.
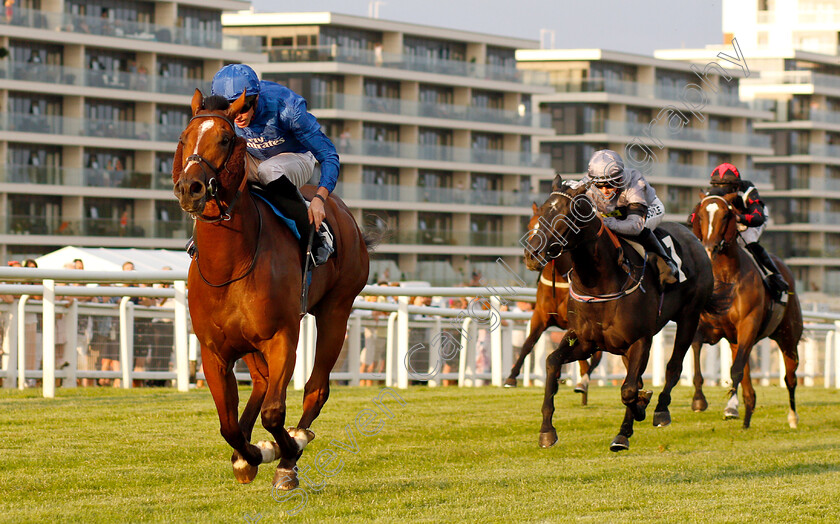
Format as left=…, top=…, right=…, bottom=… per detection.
left=252, top=190, right=301, bottom=240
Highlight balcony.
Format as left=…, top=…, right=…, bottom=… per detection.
left=785, top=211, right=840, bottom=225
left=335, top=182, right=543, bottom=208
left=0, top=165, right=173, bottom=190
left=547, top=78, right=748, bottom=108
left=0, top=112, right=178, bottom=143
left=560, top=119, right=771, bottom=149
left=745, top=71, right=840, bottom=91
left=2, top=6, right=261, bottom=52
left=0, top=61, right=211, bottom=97
left=3, top=215, right=187, bottom=238
left=336, top=138, right=550, bottom=168
left=264, top=45, right=550, bottom=86
left=392, top=229, right=524, bottom=248
left=309, top=93, right=552, bottom=128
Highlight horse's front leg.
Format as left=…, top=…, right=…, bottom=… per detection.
left=575, top=350, right=603, bottom=406
left=202, top=347, right=264, bottom=484
left=653, top=312, right=701, bottom=427
left=691, top=339, right=708, bottom=412
left=725, top=322, right=759, bottom=422
left=260, top=331, right=311, bottom=491
left=611, top=337, right=652, bottom=452
left=505, top=313, right=549, bottom=387
left=539, top=333, right=590, bottom=448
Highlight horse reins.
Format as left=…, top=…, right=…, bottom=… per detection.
left=186, top=112, right=263, bottom=287
left=185, top=113, right=244, bottom=223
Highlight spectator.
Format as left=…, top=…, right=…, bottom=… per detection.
left=359, top=292, right=387, bottom=387
left=94, top=284, right=120, bottom=386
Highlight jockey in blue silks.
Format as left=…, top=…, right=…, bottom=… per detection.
left=211, top=63, right=337, bottom=265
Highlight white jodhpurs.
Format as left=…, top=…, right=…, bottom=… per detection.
left=246, top=151, right=317, bottom=188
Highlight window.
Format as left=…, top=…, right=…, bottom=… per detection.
left=404, top=36, right=465, bottom=62
left=6, top=144, right=62, bottom=184
left=85, top=99, right=136, bottom=138
left=177, top=5, right=221, bottom=46
left=419, top=85, right=454, bottom=105
left=156, top=105, right=190, bottom=141
left=472, top=90, right=504, bottom=110
left=364, top=79, right=400, bottom=99
left=84, top=198, right=136, bottom=236
left=84, top=149, right=134, bottom=187
left=9, top=195, right=61, bottom=235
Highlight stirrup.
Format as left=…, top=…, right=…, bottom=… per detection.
left=186, top=236, right=197, bottom=258
left=310, top=224, right=334, bottom=266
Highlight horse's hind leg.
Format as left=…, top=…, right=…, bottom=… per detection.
left=773, top=327, right=801, bottom=429
left=691, top=339, right=708, bottom=412
left=202, top=348, right=264, bottom=484
left=296, top=303, right=354, bottom=430
left=741, top=361, right=756, bottom=429
left=575, top=351, right=602, bottom=406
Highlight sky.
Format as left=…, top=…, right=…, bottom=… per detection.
left=248, top=0, right=723, bottom=56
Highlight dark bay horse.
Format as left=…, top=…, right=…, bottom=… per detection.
left=689, top=192, right=802, bottom=429
left=525, top=177, right=720, bottom=451
left=172, top=90, right=369, bottom=489
left=505, top=204, right=603, bottom=407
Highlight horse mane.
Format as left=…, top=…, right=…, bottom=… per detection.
left=203, top=95, right=231, bottom=111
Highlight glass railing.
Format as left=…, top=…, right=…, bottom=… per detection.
left=621, top=120, right=771, bottom=148
left=0, top=61, right=211, bottom=96
left=4, top=215, right=191, bottom=238
left=745, top=71, right=840, bottom=90
left=803, top=108, right=840, bottom=125
left=0, top=165, right=174, bottom=190
left=0, top=112, right=178, bottom=142
left=264, top=45, right=551, bottom=85
left=808, top=143, right=840, bottom=157
left=393, top=229, right=524, bottom=248
left=335, top=181, right=544, bottom=207
left=562, top=119, right=771, bottom=148
left=309, top=93, right=552, bottom=128
left=2, top=6, right=261, bottom=52
left=547, top=78, right=746, bottom=107
left=786, top=211, right=840, bottom=225
left=336, top=138, right=550, bottom=168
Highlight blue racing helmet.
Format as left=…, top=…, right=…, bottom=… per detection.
left=211, top=64, right=260, bottom=101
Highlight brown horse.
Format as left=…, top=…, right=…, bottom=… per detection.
left=688, top=192, right=802, bottom=429
left=525, top=177, right=721, bottom=451
left=172, top=90, right=369, bottom=489
left=505, top=204, right=603, bottom=407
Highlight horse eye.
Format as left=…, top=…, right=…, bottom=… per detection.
left=220, top=136, right=230, bottom=145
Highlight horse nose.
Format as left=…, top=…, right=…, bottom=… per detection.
left=175, top=177, right=206, bottom=200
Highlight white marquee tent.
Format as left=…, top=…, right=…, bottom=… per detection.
left=34, top=246, right=190, bottom=272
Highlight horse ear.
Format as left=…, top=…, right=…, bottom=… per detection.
left=191, top=89, right=204, bottom=116
left=172, top=140, right=184, bottom=184
left=551, top=173, right=563, bottom=192
left=228, top=90, right=247, bottom=118
left=691, top=205, right=702, bottom=239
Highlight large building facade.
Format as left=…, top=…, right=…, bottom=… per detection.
left=723, top=0, right=840, bottom=55
left=515, top=49, right=774, bottom=225
left=0, top=0, right=262, bottom=264
left=221, top=11, right=555, bottom=285
left=657, top=45, right=840, bottom=294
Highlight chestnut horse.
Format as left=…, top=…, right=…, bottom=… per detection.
left=525, top=177, right=721, bottom=451
left=505, top=203, right=603, bottom=407
left=689, top=192, right=801, bottom=429
left=173, top=90, right=369, bottom=490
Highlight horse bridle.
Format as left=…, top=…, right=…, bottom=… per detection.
left=700, top=194, right=737, bottom=253
left=184, top=113, right=244, bottom=223
left=186, top=112, right=263, bottom=287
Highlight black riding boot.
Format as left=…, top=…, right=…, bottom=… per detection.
left=746, top=242, right=789, bottom=298
left=264, top=177, right=313, bottom=253
left=635, top=228, right=678, bottom=284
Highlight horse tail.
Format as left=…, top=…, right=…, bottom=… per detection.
left=704, top=282, right=733, bottom=316
left=362, top=229, right=383, bottom=253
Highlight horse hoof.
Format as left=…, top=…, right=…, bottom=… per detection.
left=692, top=397, right=708, bottom=412
left=638, top=389, right=653, bottom=405
left=231, top=452, right=259, bottom=484
left=788, top=410, right=799, bottom=429
left=653, top=411, right=671, bottom=427
left=503, top=378, right=517, bottom=388
left=574, top=382, right=587, bottom=394
left=609, top=435, right=630, bottom=452
left=723, top=408, right=739, bottom=420
left=273, top=467, right=299, bottom=491
left=539, top=429, right=558, bottom=448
